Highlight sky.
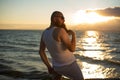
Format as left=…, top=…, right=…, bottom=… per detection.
left=0, top=0, right=120, bottom=29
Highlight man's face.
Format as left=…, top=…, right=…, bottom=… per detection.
left=53, top=14, right=65, bottom=27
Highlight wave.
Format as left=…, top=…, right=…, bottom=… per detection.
left=0, top=59, right=14, bottom=64
left=0, top=54, right=120, bottom=80
left=0, top=39, right=39, bottom=47
left=0, top=63, right=120, bottom=80
left=0, top=67, right=50, bottom=80
left=0, top=44, right=38, bottom=52
left=75, top=54, right=120, bottom=66
left=0, top=63, right=53, bottom=80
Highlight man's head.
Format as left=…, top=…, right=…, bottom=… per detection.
left=50, top=11, right=65, bottom=27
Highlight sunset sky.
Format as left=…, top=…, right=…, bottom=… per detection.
left=0, top=0, right=120, bottom=29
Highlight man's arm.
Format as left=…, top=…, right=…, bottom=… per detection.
left=39, top=35, right=53, bottom=73
left=59, top=28, right=76, bottom=52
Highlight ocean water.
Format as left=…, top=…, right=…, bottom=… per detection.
left=0, top=30, right=120, bottom=80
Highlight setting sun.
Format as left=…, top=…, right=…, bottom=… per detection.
left=72, top=10, right=115, bottom=25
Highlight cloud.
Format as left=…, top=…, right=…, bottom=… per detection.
left=71, top=19, right=120, bottom=31
left=95, top=7, right=120, bottom=17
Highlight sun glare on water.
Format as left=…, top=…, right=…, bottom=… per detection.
left=72, top=10, right=115, bottom=25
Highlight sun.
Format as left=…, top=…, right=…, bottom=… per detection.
left=72, top=10, right=115, bottom=25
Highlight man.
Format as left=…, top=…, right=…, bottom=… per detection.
left=39, top=11, right=84, bottom=80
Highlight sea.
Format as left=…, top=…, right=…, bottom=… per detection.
left=0, top=29, right=120, bottom=80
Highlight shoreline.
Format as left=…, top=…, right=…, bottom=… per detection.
left=0, top=70, right=120, bottom=80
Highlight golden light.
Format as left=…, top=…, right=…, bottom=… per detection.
left=82, top=62, right=105, bottom=78
left=84, top=31, right=98, bottom=44
left=87, top=31, right=97, bottom=37
left=81, top=31, right=103, bottom=59
left=76, top=30, right=114, bottom=78
left=72, top=10, right=115, bottom=24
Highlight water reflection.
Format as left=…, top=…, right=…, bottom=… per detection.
left=80, top=31, right=108, bottom=60
left=83, top=31, right=98, bottom=44
left=76, top=31, right=116, bottom=78
left=82, top=62, right=105, bottom=78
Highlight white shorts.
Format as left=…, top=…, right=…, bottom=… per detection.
left=54, top=61, right=84, bottom=80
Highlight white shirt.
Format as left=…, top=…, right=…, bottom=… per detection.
left=42, top=27, right=76, bottom=67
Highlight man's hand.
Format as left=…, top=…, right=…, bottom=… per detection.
left=67, top=30, right=75, bottom=35
left=48, top=67, right=55, bottom=74
left=48, top=67, right=58, bottom=74
left=48, top=67, right=62, bottom=80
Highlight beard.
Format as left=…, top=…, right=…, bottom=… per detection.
left=54, top=22, right=63, bottom=27
left=54, top=22, right=68, bottom=32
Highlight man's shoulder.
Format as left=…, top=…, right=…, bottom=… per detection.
left=42, top=27, right=50, bottom=32
left=55, top=27, right=65, bottom=32
left=54, top=28, right=67, bottom=38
